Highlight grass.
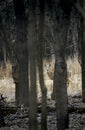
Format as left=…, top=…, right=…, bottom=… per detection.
left=0, top=56, right=82, bottom=101
left=0, top=61, right=12, bottom=79
left=67, top=56, right=81, bottom=75
left=44, top=55, right=82, bottom=95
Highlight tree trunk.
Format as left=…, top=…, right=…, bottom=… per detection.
left=37, top=0, right=47, bottom=130
left=54, top=55, right=68, bottom=130
left=54, top=31, right=69, bottom=130
left=0, top=106, right=5, bottom=127
left=51, top=1, right=70, bottom=129
left=37, top=57, right=47, bottom=130
left=28, top=43, right=38, bottom=130
left=80, top=0, right=85, bottom=102
left=27, top=0, right=38, bottom=130
left=13, top=0, right=29, bottom=106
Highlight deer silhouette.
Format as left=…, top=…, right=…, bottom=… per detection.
left=45, top=60, right=73, bottom=86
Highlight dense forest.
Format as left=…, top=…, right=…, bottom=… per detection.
left=0, top=0, right=85, bottom=130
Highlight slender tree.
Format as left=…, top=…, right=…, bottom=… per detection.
left=37, top=0, right=47, bottom=130
left=51, top=0, right=76, bottom=129
left=44, top=1, right=69, bottom=128
left=44, top=0, right=77, bottom=129
left=13, top=0, right=29, bottom=106
left=27, top=0, right=38, bottom=130
left=0, top=14, right=7, bottom=67
left=0, top=16, right=5, bottom=126
left=54, top=25, right=69, bottom=130
left=78, top=0, right=85, bottom=102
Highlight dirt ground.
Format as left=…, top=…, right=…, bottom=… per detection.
left=0, top=57, right=84, bottom=130
left=0, top=73, right=84, bottom=130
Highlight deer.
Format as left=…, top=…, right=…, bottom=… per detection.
left=45, top=63, right=73, bottom=100
left=45, top=61, right=73, bottom=84
left=45, top=62, right=54, bottom=80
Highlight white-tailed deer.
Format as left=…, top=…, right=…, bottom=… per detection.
left=45, top=63, right=54, bottom=80
left=45, top=61, right=74, bottom=99
left=45, top=60, right=54, bottom=99
left=45, top=61, right=73, bottom=86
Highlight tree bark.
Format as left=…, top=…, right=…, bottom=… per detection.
left=13, top=0, right=29, bottom=106
left=27, top=0, right=38, bottom=130
left=79, top=0, right=85, bottom=102
left=54, top=56, right=68, bottom=130
left=51, top=1, right=70, bottom=129
left=37, top=0, right=47, bottom=130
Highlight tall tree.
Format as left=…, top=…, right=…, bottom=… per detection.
left=37, top=0, right=47, bottom=130
left=27, top=0, right=38, bottom=130
left=43, top=0, right=77, bottom=129
left=78, top=0, right=85, bottom=102
left=44, top=1, right=69, bottom=128
left=0, top=14, right=7, bottom=67
left=50, top=0, right=76, bottom=129
left=13, top=0, right=29, bottom=106
left=53, top=21, right=69, bottom=130
left=0, top=20, right=5, bottom=125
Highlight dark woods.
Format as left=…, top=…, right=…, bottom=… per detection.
left=0, top=0, right=85, bottom=130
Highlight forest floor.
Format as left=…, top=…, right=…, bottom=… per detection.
left=1, top=94, right=85, bottom=130
left=0, top=58, right=84, bottom=130
left=0, top=74, right=85, bottom=130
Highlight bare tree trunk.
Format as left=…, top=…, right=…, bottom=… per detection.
left=37, top=35, right=47, bottom=130
left=51, top=1, right=70, bottom=129
left=54, top=29, right=69, bottom=130
left=28, top=45, right=38, bottom=130
left=37, top=0, right=47, bottom=130
left=0, top=106, right=5, bottom=127
left=13, top=0, right=29, bottom=106
left=79, top=0, right=85, bottom=102
left=3, top=44, right=6, bottom=67
left=37, top=57, right=47, bottom=130
left=27, top=0, right=38, bottom=130
left=54, top=55, right=68, bottom=130
left=51, top=77, right=56, bottom=100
